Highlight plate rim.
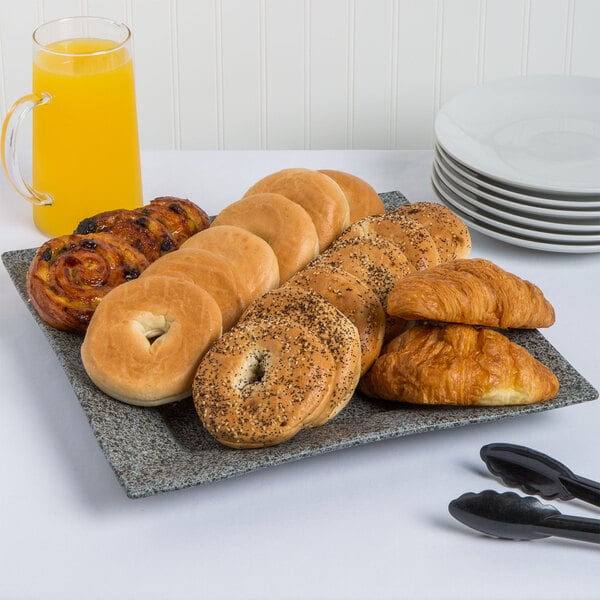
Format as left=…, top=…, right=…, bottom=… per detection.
left=433, top=158, right=600, bottom=233
left=435, top=144, right=600, bottom=211
left=435, top=74, right=600, bottom=194
left=432, top=164, right=600, bottom=243
left=431, top=174, right=600, bottom=253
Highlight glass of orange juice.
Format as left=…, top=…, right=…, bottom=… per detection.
left=1, top=16, right=143, bottom=237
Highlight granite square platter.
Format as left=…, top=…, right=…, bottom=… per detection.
left=3, top=192, right=598, bottom=498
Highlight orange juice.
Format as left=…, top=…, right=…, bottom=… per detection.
left=32, top=37, right=142, bottom=236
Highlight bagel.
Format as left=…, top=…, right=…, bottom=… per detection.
left=318, top=169, right=385, bottom=223
left=337, top=212, right=440, bottom=271
left=239, top=286, right=362, bottom=425
left=81, top=275, right=222, bottom=406
left=211, top=192, right=319, bottom=282
left=284, top=266, right=385, bottom=375
left=180, top=225, right=280, bottom=304
left=193, top=318, right=337, bottom=448
left=311, top=236, right=415, bottom=341
left=311, top=235, right=415, bottom=308
left=139, top=248, right=245, bottom=331
left=392, top=202, right=471, bottom=262
left=243, top=168, right=350, bottom=252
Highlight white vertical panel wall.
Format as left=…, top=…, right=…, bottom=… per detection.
left=0, top=0, right=599, bottom=150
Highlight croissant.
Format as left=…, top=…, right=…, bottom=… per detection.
left=386, top=258, right=555, bottom=329
left=26, top=233, right=149, bottom=332
left=359, top=324, right=559, bottom=406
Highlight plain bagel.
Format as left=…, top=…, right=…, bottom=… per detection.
left=181, top=224, right=280, bottom=304
left=81, top=275, right=222, bottom=406
left=242, top=168, right=350, bottom=252
left=211, top=192, right=319, bottom=282
left=318, top=169, right=385, bottom=223
left=139, top=247, right=245, bottom=331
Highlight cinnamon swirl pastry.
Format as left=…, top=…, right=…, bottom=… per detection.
left=26, top=233, right=149, bottom=332
left=138, top=197, right=211, bottom=246
left=74, top=209, right=177, bottom=261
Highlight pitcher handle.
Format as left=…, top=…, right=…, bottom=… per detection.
left=1, top=92, right=53, bottom=205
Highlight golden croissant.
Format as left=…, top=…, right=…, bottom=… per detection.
left=360, top=324, right=559, bottom=406
left=386, top=258, right=555, bottom=329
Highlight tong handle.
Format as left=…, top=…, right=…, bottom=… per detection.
left=541, top=514, right=600, bottom=545
left=561, top=474, right=600, bottom=508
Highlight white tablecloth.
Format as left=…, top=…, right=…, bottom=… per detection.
left=2, top=150, right=599, bottom=600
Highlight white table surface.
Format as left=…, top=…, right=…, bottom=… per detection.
left=1, top=149, right=599, bottom=600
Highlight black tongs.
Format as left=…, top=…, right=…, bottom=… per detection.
left=448, top=443, right=600, bottom=544
left=480, top=442, right=600, bottom=507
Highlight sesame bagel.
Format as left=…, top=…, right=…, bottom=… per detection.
left=193, top=318, right=337, bottom=448
left=337, top=212, right=440, bottom=271
left=137, top=196, right=211, bottom=246
left=239, top=286, right=362, bottom=425
left=311, top=235, right=415, bottom=308
left=284, top=266, right=385, bottom=375
left=392, top=202, right=471, bottom=262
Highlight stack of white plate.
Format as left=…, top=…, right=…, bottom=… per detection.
left=432, top=75, right=600, bottom=253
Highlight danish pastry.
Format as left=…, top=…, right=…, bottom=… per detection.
left=26, top=233, right=149, bottom=332
left=137, top=196, right=210, bottom=246
left=74, top=208, right=177, bottom=261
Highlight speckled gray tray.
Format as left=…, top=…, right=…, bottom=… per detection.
left=3, top=191, right=598, bottom=498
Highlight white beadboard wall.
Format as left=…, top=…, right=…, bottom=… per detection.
left=1, top=0, right=599, bottom=150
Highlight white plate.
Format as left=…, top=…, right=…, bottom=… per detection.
left=433, top=156, right=600, bottom=232
left=432, top=167, right=600, bottom=242
left=435, top=75, right=600, bottom=194
left=435, top=143, right=600, bottom=210
left=431, top=171, right=600, bottom=253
